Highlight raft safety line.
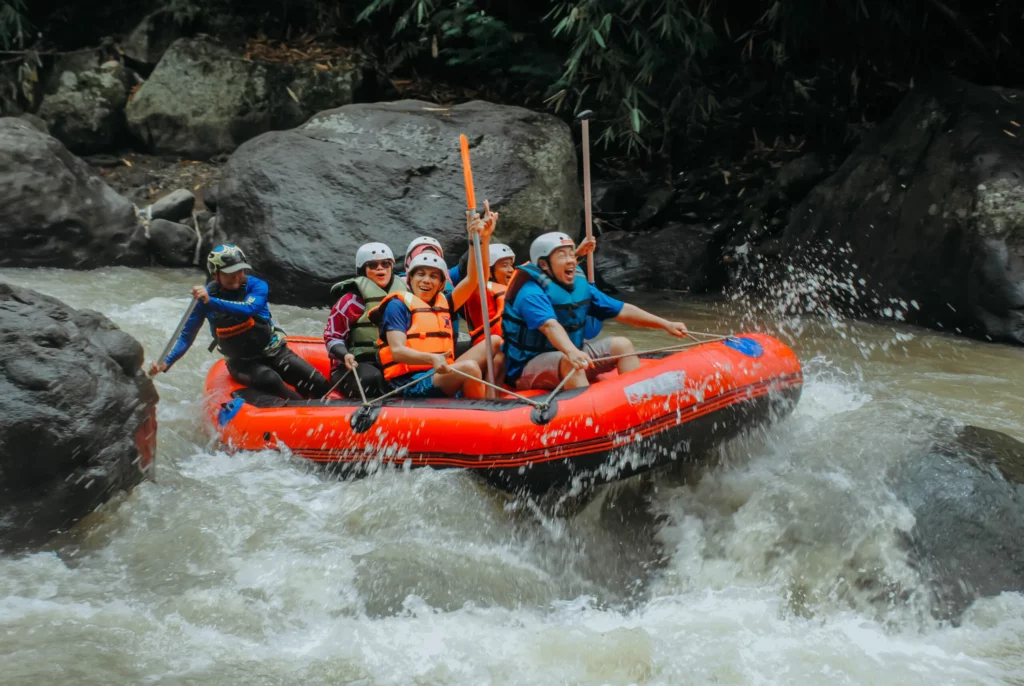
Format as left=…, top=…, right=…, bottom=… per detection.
left=352, top=367, right=369, bottom=404
left=446, top=367, right=544, bottom=407
left=321, top=369, right=351, bottom=400
left=369, top=369, right=440, bottom=405
left=354, top=331, right=736, bottom=411
left=290, top=372, right=803, bottom=468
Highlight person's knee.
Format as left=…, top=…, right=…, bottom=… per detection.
left=490, top=336, right=503, bottom=353
left=558, top=355, right=589, bottom=387
left=610, top=336, right=634, bottom=355
left=557, top=354, right=574, bottom=375
left=455, top=360, right=482, bottom=377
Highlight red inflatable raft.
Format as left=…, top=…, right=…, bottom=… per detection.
left=204, top=334, right=802, bottom=492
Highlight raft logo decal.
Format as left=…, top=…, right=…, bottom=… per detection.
left=624, top=371, right=687, bottom=405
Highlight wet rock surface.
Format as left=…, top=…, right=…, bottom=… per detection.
left=893, top=423, right=1024, bottom=620
left=0, top=283, right=158, bottom=552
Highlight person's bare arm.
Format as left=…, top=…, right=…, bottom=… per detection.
left=538, top=319, right=592, bottom=369
left=613, top=303, right=688, bottom=338
left=385, top=330, right=450, bottom=371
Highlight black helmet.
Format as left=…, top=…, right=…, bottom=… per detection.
left=207, top=244, right=251, bottom=274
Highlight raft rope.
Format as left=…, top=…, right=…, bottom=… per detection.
left=321, top=369, right=351, bottom=400
left=351, top=367, right=370, bottom=404
left=366, top=369, right=441, bottom=405
left=445, top=367, right=545, bottom=407
left=339, top=331, right=734, bottom=410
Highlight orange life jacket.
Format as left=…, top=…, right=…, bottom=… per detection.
left=463, top=281, right=506, bottom=345
left=370, top=291, right=454, bottom=380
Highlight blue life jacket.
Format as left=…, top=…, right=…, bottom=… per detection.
left=575, top=265, right=603, bottom=340
left=502, top=263, right=591, bottom=379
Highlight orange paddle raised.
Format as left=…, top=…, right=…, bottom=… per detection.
left=458, top=133, right=495, bottom=395
left=459, top=134, right=476, bottom=211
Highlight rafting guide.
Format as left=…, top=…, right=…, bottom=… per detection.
left=149, top=243, right=332, bottom=401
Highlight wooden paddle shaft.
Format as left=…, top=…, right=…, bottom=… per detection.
left=580, top=114, right=595, bottom=283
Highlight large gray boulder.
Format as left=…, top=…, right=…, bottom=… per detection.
left=0, top=283, right=158, bottom=552
left=0, top=118, right=147, bottom=268
left=38, top=62, right=130, bottom=153
left=772, top=76, right=1024, bottom=344
left=126, top=37, right=361, bottom=158
left=893, top=424, right=1024, bottom=620
left=218, top=100, right=580, bottom=305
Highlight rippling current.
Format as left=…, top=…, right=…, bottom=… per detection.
left=2, top=267, right=1023, bottom=685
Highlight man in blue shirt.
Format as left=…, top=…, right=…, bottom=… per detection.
left=148, top=244, right=331, bottom=400
left=502, top=232, right=688, bottom=391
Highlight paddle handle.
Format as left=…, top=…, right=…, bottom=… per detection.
left=157, top=297, right=198, bottom=369
left=580, top=117, right=595, bottom=284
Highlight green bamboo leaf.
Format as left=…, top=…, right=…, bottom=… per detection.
left=631, top=108, right=641, bottom=132
left=592, top=29, right=606, bottom=49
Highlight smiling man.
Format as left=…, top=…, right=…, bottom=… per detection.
left=501, top=232, right=689, bottom=391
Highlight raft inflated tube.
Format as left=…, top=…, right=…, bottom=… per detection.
left=204, top=335, right=802, bottom=492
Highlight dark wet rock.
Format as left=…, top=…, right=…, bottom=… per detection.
left=893, top=424, right=1024, bottom=620
left=0, top=283, right=158, bottom=552
left=0, top=118, right=146, bottom=268
left=634, top=186, right=676, bottom=227
left=38, top=62, right=130, bottom=153
left=775, top=153, right=828, bottom=198
left=192, top=209, right=214, bottom=228
left=0, top=67, right=19, bottom=115
left=770, top=75, right=1024, bottom=344
left=147, top=218, right=197, bottom=267
left=595, top=223, right=725, bottom=294
left=145, top=188, right=195, bottom=222
left=218, top=99, right=580, bottom=305
left=126, top=37, right=361, bottom=158
left=200, top=214, right=227, bottom=256
left=121, top=10, right=187, bottom=67
left=83, top=153, right=122, bottom=167
left=201, top=182, right=219, bottom=211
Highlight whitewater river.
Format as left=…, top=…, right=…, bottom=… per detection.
left=2, top=266, right=1023, bottom=685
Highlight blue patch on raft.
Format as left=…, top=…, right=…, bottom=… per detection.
left=724, top=336, right=764, bottom=358
left=218, top=397, right=245, bottom=426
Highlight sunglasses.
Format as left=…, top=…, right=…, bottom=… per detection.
left=365, top=260, right=394, bottom=270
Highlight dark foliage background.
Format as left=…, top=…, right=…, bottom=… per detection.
left=8, top=0, right=1024, bottom=168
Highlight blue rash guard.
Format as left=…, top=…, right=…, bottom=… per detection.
left=163, top=275, right=277, bottom=368
left=502, top=279, right=623, bottom=381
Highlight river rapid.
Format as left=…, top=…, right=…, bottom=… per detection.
left=1, top=266, right=1023, bottom=685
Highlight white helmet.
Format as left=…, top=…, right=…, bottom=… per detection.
left=489, top=243, right=515, bottom=266
left=406, top=252, right=448, bottom=278
left=529, top=232, right=575, bottom=265
left=405, top=236, right=444, bottom=262
left=355, top=242, right=394, bottom=269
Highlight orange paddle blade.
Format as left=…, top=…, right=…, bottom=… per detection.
left=459, top=134, right=476, bottom=210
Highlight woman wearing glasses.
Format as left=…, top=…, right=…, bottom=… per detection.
left=324, top=243, right=406, bottom=399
